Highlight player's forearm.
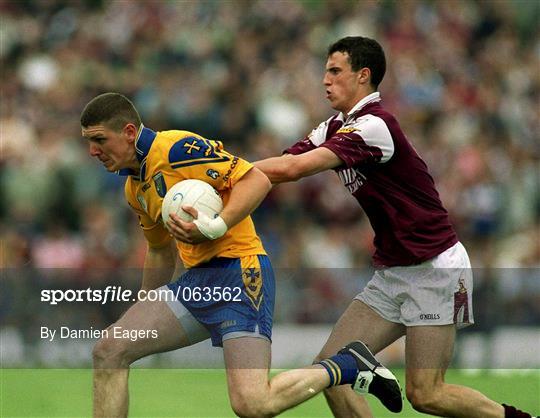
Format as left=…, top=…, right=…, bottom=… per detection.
left=141, top=241, right=177, bottom=291
left=219, top=167, right=271, bottom=228
left=254, top=155, right=298, bottom=184
left=256, top=148, right=343, bottom=183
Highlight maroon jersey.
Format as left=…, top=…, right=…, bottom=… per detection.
left=285, top=92, right=458, bottom=267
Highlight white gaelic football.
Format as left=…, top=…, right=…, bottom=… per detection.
left=161, top=179, right=223, bottom=224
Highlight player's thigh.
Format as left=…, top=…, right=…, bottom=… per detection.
left=317, top=299, right=405, bottom=360
left=95, top=299, right=191, bottom=364
left=405, top=325, right=455, bottom=394
left=223, top=337, right=271, bottom=403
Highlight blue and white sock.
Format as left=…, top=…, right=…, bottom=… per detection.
left=318, top=353, right=359, bottom=387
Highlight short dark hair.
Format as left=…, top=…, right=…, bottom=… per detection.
left=80, top=92, right=141, bottom=131
left=328, top=36, right=386, bottom=89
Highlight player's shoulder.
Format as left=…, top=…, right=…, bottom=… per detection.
left=338, top=111, right=395, bottom=159
left=346, top=103, right=400, bottom=136
left=147, top=130, right=201, bottom=166
left=308, top=114, right=341, bottom=145
left=320, top=114, right=341, bottom=129
left=153, top=130, right=204, bottom=149
left=348, top=113, right=388, bottom=129
left=353, top=103, right=399, bottom=128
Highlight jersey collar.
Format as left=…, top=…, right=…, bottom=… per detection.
left=341, top=92, right=381, bottom=120
left=117, top=125, right=157, bottom=179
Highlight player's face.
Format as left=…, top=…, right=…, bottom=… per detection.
left=324, top=52, right=366, bottom=114
left=82, top=123, right=138, bottom=172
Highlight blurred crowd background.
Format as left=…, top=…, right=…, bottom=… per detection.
left=1, top=0, right=539, bottom=347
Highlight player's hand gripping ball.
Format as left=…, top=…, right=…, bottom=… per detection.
left=162, top=179, right=226, bottom=240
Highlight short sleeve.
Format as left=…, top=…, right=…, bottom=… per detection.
left=164, top=134, right=255, bottom=191
left=283, top=116, right=338, bottom=155
left=284, top=136, right=317, bottom=155
left=219, top=156, right=254, bottom=189
left=321, top=114, right=394, bottom=168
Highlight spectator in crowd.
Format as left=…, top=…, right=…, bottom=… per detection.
left=1, top=0, right=538, bottom=337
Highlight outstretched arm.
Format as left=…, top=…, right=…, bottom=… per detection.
left=168, top=166, right=271, bottom=243
left=218, top=166, right=272, bottom=228
left=254, top=147, right=343, bottom=184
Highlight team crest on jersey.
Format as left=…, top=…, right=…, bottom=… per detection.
left=152, top=172, right=167, bottom=197
left=136, top=194, right=148, bottom=212
left=243, top=267, right=263, bottom=310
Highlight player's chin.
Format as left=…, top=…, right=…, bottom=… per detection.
left=327, top=97, right=340, bottom=110
left=103, top=161, right=118, bottom=172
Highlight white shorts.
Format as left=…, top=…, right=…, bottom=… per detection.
left=356, top=242, right=474, bottom=328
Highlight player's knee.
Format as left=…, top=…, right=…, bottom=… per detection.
left=229, top=389, right=273, bottom=418
left=405, top=384, right=440, bottom=413
left=92, top=335, right=132, bottom=368
left=229, top=398, right=265, bottom=418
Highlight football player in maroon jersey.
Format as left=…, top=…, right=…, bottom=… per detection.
left=256, top=36, right=532, bottom=418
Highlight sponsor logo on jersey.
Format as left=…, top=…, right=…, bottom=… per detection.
left=206, top=169, right=220, bottom=179
left=223, top=157, right=239, bottom=182
left=337, top=168, right=366, bottom=194
left=152, top=172, right=167, bottom=197
left=336, top=127, right=357, bottom=134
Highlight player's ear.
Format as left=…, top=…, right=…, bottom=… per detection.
left=123, top=123, right=138, bottom=143
left=357, top=67, right=371, bottom=85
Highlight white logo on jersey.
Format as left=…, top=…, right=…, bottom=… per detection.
left=337, top=168, right=366, bottom=194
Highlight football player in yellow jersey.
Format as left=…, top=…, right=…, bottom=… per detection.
left=81, top=93, right=401, bottom=418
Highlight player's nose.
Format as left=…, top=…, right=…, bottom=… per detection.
left=323, top=72, right=331, bottom=86
left=88, top=143, right=101, bottom=157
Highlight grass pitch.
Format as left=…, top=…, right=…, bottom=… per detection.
left=1, top=368, right=538, bottom=417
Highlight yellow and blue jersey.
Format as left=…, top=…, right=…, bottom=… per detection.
left=121, top=126, right=266, bottom=268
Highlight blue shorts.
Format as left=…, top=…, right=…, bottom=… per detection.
left=166, top=255, right=275, bottom=347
